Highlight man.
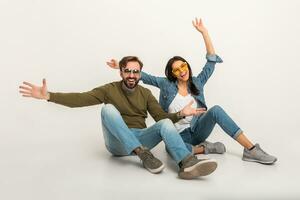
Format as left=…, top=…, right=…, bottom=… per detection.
left=19, top=56, right=217, bottom=179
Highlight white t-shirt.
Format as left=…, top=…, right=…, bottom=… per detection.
left=168, top=93, right=197, bottom=133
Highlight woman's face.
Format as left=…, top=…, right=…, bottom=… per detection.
left=171, top=60, right=189, bottom=82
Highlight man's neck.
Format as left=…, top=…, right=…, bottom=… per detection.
left=121, top=81, right=136, bottom=94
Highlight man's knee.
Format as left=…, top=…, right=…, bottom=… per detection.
left=101, top=104, right=118, bottom=117
left=159, top=118, right=173, bottom=127
left=101, top=104, right=121, bottom=124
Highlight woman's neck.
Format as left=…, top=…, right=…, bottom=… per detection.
left=177, top=80, right=188, bottom=88
left=177, top=80, right=189, bottom=96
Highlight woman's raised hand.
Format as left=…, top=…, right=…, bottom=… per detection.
left=106, top=59, right=119, bottom=69
left=192, top=18, right=207, bottom=34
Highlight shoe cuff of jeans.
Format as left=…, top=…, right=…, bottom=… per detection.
left=233, top=129, right=243, bottom=140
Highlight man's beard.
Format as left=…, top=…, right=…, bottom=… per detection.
left=123, top=77, right=140, bottom=89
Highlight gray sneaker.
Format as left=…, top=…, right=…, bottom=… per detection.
left=242, top=143, right=277, bottom=164
left=197, top=141, right=226, bottom=154
left=178, top=155, right=217, bottom=179
left=137, top=148, right=165, bottom=173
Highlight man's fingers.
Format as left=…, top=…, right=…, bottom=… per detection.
left=194, top=110, right=205, bottom=115
left=187, top=100, right=194, bottom=106
left=42, top=78, right=46, bottom=86
left=19, top=90, right=31, bottom=95
left=193, top=108, right=206, bottom=115
left=19, top=86, right=31, bottom=91
left=196, top=108, right=206, bottom=112
left=22, top=94, right=32, bottom=97
left=23, top=81, right=34, bottom=87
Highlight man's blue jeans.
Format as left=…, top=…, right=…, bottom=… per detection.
left=100, top=104, right=191, bottom=164
left=180, top=105, right=243, bottom=152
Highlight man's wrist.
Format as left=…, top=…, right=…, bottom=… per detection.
left=45, top=92, right=50, bottom=101
left=177, top=110, right=185, bottom=119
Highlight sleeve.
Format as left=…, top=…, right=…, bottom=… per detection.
left=48, top=85, right=108, bottom=108
left=196, top=54, right=223, bottom=86
left=146, top=91, right=180, bottom=123
left=141, top=71, right=166, bottom=88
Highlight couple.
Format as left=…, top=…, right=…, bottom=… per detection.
left=19, top=18, right=277, bottom=180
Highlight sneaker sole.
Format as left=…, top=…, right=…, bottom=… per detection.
left=179, top=159, right=218, bottom=179
left=242, top=157, right=277, bottom=165
left=145, top=163, right=165, bottom=174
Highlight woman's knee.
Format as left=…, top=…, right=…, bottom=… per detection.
left=209, top=105, right=225, bottom=115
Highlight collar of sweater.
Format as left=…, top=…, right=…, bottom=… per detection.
left=121, top=81, right=137, bottom=95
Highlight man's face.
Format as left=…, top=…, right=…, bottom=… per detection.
left=120, top=61, right=141, bottom=89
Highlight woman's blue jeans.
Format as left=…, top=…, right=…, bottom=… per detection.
left=180, top=105, right=243, bottom=152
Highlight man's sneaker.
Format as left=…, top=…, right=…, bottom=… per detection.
left=197, top=141, right=226, bottom=154
left=136, top=148, right=165, bottom=173
left=178, top=155, right=217, bottom=179
left=242, top=143, right=277, bottom=164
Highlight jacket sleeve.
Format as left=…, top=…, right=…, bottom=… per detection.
left=48, top=85, right=108, bottom=108
left=196, top=54, right=223, bottom=86
left=141, top=71, right=166, bottom=88
left=147, top=91, right=180, bottom=123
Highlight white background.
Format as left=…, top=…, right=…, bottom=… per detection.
left=1, top=0, right=300, bottom=199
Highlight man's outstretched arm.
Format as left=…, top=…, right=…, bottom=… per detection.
left=19, top=78, right=106, bottom=108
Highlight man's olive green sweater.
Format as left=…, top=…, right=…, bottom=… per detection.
left=49, top=81, right=180, bottom=129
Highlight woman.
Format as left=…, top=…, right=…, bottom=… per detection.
left=107, top=18, right=277, bottom=164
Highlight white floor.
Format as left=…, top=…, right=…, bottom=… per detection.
left=1, top=108, right=300, bottom=200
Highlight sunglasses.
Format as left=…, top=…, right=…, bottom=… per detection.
left=122, top=68, right=141, bottom=75
left=172, top=62, right=188, bottom=76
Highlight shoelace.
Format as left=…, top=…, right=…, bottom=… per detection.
left=256, top=145, right=269, bottom=155
left=139, top=150, right=154, bottom=161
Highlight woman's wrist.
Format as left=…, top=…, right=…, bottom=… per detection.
left=201, top=29, right=209, bottom=36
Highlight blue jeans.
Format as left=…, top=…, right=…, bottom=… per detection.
left=180, top=105, right=243, bottom=152
left=100, top=104, right=191, bottom=164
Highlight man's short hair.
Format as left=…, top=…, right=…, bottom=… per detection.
left=119, top=56, right=143, bottom=70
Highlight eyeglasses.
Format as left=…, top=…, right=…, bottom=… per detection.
left=172, top=62, right=188, bottom=76
left=123, top=68, right=141, bottom=75
left=122, top=68, right=141, bottom=75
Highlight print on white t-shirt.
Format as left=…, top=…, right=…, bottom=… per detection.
left=168, top=93, right=197, bottom=133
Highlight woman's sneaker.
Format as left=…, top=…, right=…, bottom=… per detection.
left=137, top=148, right=165, bottom=173
left=178, top=155, right=217, bottom=179
left=197, top=141, right=226, bottom=154
left=242, top=143, right=277, bottom=164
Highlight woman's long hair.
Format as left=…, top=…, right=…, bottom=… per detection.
left=165, top=56, right=199, bottom=95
